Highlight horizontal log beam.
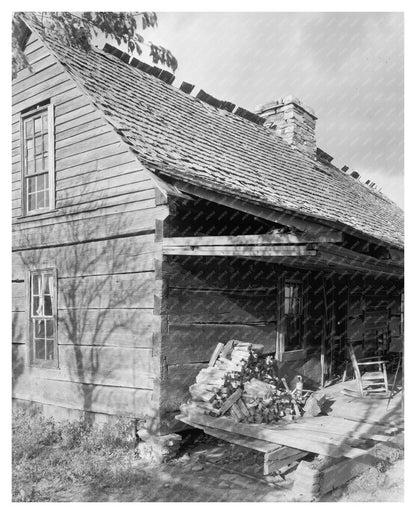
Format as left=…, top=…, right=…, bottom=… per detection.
left=318, top=245, right=404, bottom=276
left=163, top=232, right=343, bottom=247
left=163, top=244, right=317, bottom=257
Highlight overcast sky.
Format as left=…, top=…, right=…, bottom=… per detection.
left=137, top=12, right=404, bottom=207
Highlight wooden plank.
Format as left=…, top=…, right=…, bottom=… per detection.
left=55, top=124, right=113, bottom=152
left=56, top=115, right=106, bottom=145
left=12, top=343, right=155, bottom=389
left=166, top=257, right=277, bottom=290
left=12, top=281, right=26, bottom=312
left=208, top=343, right=224, bottom=367
left=13, top=61, right=65, bottom=95
left=219, top=388, right=242, bottom=415
left=12, top=233, right=155, bottom=280
left=13, top=80, right=76, bottom=115
left=292, top=416, right=397, bottom=439
left=58, top=272, right=155, bottom=310
left=166, top=323, right=277, bottom=364
left=178, top=416, right=282, bottom=453
left=12, top=373, right=156, bottom=417
left=284, top=420, right=393, bottom=443
left=56, top=189, right=155, bottom=215
left=13, top=56, right=57, bottom=84
left=161, top=363, right=206, bottom=413
left=12, top=62, right=70, bottom=99
left=264, top=451, right=309, bottom=475
left=319, top=245, right=403, bottom=276
left=164, top=232, right=343, bottom=246
left=13, top=204, right=166, bottom=249
left=164, top=245, right=316, bottom=257
left=12, top=310, right=27, bottom=344
left=168, top=288, right=277, bottom=324
left=57, top=181, right=154, bottom=210
left=55, top=104, right=96, bottom=131
left=57, top=161, right=142, bottom=192
left=58, top=308, right=154, bottom=348
left=179, top=412, right=364, bottom=458
left=56, top=147, right=137, bottom=183
left=265, top=444, right=305, bottom=463
left=203, top=427, right=281, bottom=454
left=56, top=131, right=120, bottom=162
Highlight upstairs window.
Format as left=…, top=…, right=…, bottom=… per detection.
left=21, top=104, right=55, bottom=215
left=29, top=269, right=58, bottom=367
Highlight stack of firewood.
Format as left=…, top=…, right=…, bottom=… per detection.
left=181, top=340, right=311, bottom=424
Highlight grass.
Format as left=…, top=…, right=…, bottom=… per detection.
left=12, top=409, right=142, bottom=502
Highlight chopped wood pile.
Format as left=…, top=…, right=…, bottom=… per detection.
left=181, top=340, right=312, bottom=424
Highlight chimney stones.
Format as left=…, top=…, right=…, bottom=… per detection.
left=255, top=95, right=317, bottom=158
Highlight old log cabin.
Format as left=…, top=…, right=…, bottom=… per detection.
left=12, top=15, right=404, bottom=434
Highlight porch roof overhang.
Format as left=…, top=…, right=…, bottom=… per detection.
left=163, top=235, right=404, bottom=278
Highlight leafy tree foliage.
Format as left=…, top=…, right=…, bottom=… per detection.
left=12, top=12, right=178, bottom=78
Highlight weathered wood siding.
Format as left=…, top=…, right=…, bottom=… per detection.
left=347, top=276, right=403, bottom=353
left=160, top=256, right=278, bottom=419
left=12, top=33, right=164, bottom=420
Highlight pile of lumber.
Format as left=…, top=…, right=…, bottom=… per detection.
left=181, top=340, right=310, bottom=424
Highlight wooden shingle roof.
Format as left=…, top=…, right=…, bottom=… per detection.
left=25, top=15, right=404, bottom=249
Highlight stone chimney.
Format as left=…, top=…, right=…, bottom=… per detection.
left=255, top=95, right=317, bottom=158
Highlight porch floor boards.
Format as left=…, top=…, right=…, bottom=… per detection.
left=177, top=379, right=403, bottom=474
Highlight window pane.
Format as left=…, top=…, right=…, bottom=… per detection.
left=32, top=274, right=40, bottom=295
left=37, top=191, right=45, bottom=209
left=44, top=275, right=51, bottom=294
left=28, top=193, right=36, bottom=211
left=44, top=295, right=52, bottom=316
left=25, top=119, right=33, bottom=137
left=46, top=319, right=54, bottom=337
left=27, top=158, right=35, bottom=174
left=34, top=319, right=45, bottom=338
left=35, top=157, right=43, bottom=173
left=43, top=135, right=48, bottom=152
left=35, top=339, right=45, bottom=360
left=44, top=190, right=50, bottom=207
left=35, top=137, right=43, bottom=156
left=27, top=176, right=36, bottom=194
left=46, top=340, right=54, bottom=360
left=34, top=117, right=42, bottom=133
left=284, top=298, right=290, bottom=315
left=286, top=316, right=303, bottom=350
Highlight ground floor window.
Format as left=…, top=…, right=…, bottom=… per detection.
left=277, top=277, right=305, bottom=360
left=29, top=269, right=58, bottom=366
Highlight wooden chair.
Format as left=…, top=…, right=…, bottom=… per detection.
left=347, top=343, right=389, bottom=397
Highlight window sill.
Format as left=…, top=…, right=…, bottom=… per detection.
left=15, top=209, right=60, bottom=222
left=29, top=361, right=59, bottom=370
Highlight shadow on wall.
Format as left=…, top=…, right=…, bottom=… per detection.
left=13, top=201, right=157, bottom=424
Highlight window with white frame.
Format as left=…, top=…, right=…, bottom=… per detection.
left=30, top=270, right=57, bottom=366
left=21, top=104, right=54, bottom=214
